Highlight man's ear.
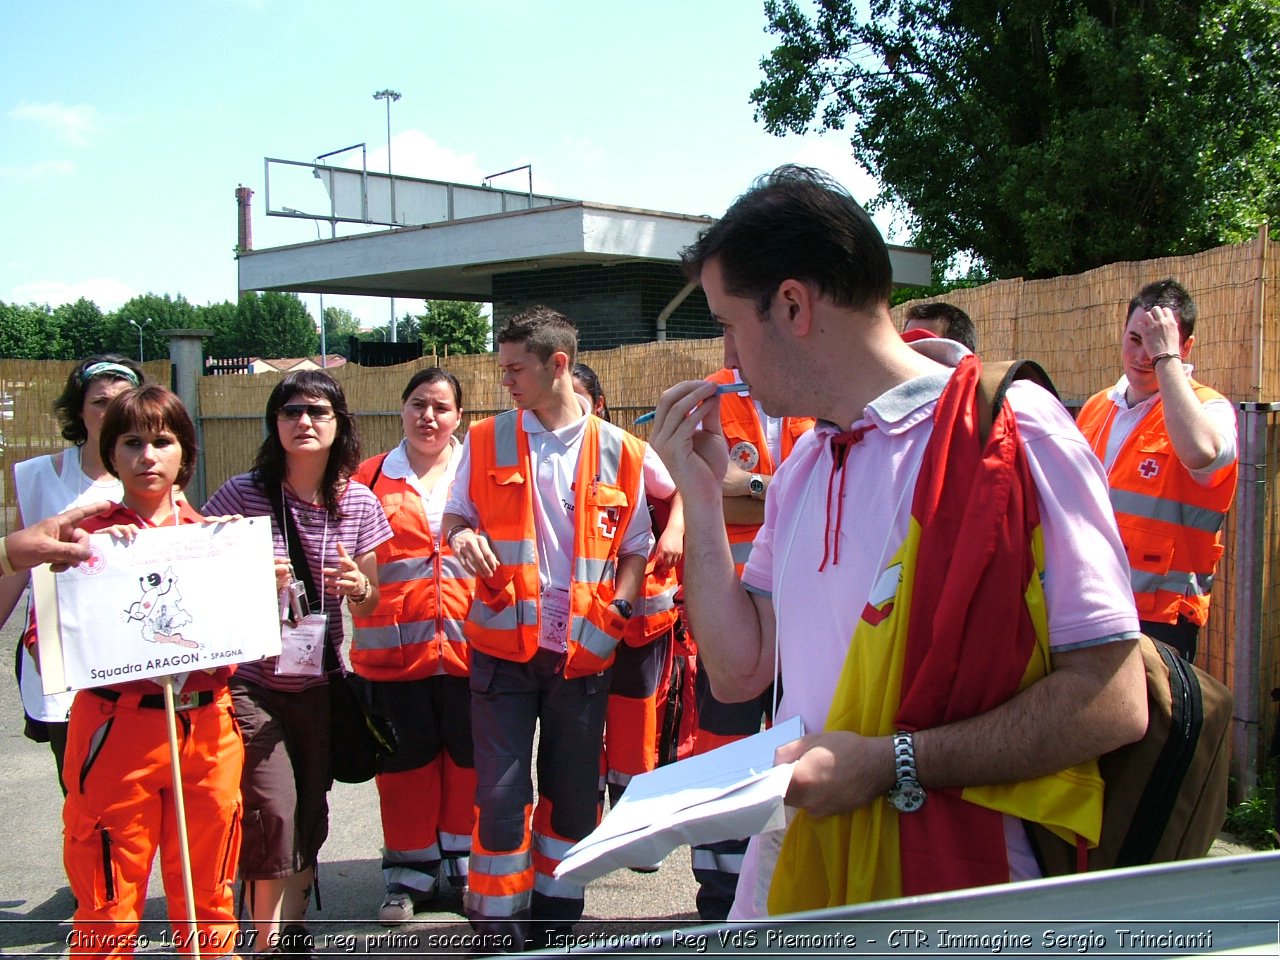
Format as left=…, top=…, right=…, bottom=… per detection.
left=775, top=279, right=814, bottom=336
left=1181, top=334, right=1195, bottom=358
left=551, top=350, right=570, bottom=377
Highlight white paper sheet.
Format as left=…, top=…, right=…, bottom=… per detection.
left=555, top=715, right=804, bottom=884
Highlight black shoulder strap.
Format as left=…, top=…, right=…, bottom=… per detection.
left=264, top=482, right=318, bottom=609
left=367, top=453, right=388, bottom=492
left=977, top=359, right=1060, bottom=444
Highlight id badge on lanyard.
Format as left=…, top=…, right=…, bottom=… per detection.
left=278, top=612, right=328, bottom=677
left=539, top=586, right=571, bottom=652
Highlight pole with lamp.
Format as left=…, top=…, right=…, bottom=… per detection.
left=128, top=317, right=151, bottom=363
left=283, top=208, right=327, bottom=367
left=373, top=88, right=401, bottom=343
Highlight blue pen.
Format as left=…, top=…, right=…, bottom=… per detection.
left=634, top=381, right=751, bottom=425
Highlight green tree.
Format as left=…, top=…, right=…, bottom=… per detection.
left=322, top=306, right=364, bottom=358
left=51, top=298, right=107, bottom=359
left=412, top=300, right=490, bottom=355
left=199, top=300, right=243, bottom=358
left=108, top=294, right=199, bottom=361
left=753, top=0, right=1280, bottom=279
left=229, top=292, right=319, bottom=358
left=0, top=302, right=51, bottom=358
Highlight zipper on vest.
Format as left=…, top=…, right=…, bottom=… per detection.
left=100, top=826, right=116, bottom=902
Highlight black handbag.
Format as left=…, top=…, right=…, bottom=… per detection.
left=266, top=483, right=397, bottom=783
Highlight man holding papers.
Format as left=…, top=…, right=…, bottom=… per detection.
left=649, top=166, right=1146, bottom=917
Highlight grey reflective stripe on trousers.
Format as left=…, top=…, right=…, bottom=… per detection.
left=1111, top=489, right=1228, bottom=535
left=691, top=847, right=745, bottom=874
left=573, top=555, right=616, bottom=584
left=492, top=409, right=521, bottom=467
left=470, top=598, right=539, bottom=630
left=730, top=540, right=754, bottom=567
left=468, top=847, right=533, bottom=917
left=1131, top=567, right=1215, bottom=598
left=470, top=848, right=530, bottom=876
left=377, top=556, right=432, bottom=585
left=571, top=615, right=621, bottom=660
left=466, top=888, right=531, bottom=918
left=532, top=833, right=583, bottom=899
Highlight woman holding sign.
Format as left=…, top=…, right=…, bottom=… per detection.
left=350, top=366, right=477, bottom=924
left=0, top=355, right=143, bottom=792
left=204, top=370, right=392, bottom=952
left=50, top=384, right=243, bottom=957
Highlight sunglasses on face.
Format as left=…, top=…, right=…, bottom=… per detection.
left=277, top=403, right=336, bottom=422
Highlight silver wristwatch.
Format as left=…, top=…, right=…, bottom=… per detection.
left=887, top=730, right=926, bottom=813
left=748, top=473, right=766, bottom=499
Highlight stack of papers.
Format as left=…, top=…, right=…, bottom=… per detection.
left=555, top=716, right=804, bottom=884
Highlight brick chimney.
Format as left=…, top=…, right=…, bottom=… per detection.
left=235, top=184, right=253, bottom=253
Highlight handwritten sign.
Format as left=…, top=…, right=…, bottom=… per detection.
left=32, top=518, right=281, bottom=693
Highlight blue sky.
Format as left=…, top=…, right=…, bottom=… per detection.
left=1, top=0, right=889, bottom=328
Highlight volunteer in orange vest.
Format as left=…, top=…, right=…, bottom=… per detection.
left=688, top=366, right=813, bottom=922
left=1076, top=279, right=1238, bottom=663
left=442, top=306, right=652, bottom=952
left=350, top=367, right=476, bottom=925
left=570, top=363, right=684, bottom=815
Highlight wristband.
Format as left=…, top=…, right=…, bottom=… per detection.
left=350, top=573, right=371, bottom=605
left=1151, top=352, right=1181, bottom=367
left=445, top=524, right=471, bottom=549
left=0, top=537, right=13, bottom=577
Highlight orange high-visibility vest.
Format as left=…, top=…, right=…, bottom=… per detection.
left=1077, top=382, right=1237, bottom=626
left=465, top=410, right=648, bottom=678
left=349, top=453, right=473, bottom=681
left=621, top=556, right=679, bottom=648
left=708, top=368, right=815, bottom=574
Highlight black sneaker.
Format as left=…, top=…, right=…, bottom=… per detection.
left=277, top=924, right=314, bottom=955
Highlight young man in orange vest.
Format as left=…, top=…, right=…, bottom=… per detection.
left=1076, top=279, right=1238, bottom=663
left=649, top=165, right=1147, bottom=916
left=688, top=367, right=813, bottom=921
left=442, top=305, right=651, bottom=951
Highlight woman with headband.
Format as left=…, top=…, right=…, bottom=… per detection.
left=0, top=354, right=144, bottom=792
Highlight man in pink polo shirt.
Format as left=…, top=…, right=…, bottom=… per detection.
left=649, top=166, right=1147, bottom=915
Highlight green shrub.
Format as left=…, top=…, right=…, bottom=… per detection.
left=1224, top=769, right=1279, bottom=850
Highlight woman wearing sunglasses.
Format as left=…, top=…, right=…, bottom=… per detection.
left=204, top=370, right=392, bottom=953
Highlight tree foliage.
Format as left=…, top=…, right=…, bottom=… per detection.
left=753, top=0, right=1280, bottom=279
left=414, top=300, right=491, bottom=355
left=322, top=306, right=363, bottom=358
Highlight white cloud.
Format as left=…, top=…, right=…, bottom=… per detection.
left=11, top=278, right=138, bottom=311
left=0, top=159, right=75, bottom=179
left=365, top=130, right=485, bottom=184
left=10, top=101, right=98, bottom=147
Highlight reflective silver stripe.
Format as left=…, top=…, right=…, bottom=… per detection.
left=383, top=843, right=441, bottom=863
left=533, top=832, right=576, bottom=861
left=597, top=424, right=623, bottom=484
left=1111, top=489, right=1228, bottom=535
left=470, top=849, right=531, bottom=876
left=491, top=539, right=537, bottom=565
left=378, top=556, right=431, bottom=585
left=352, top=624, right=401, bottom=651
left=492, top=410, right=521, bottom=467
left=691, top=848, right=744, bottom=874
left=573, top=556, right=615, bottom=583
left=465, top=888, right=531, bottom=917
left=441, top=618, right=468, bottom=645
left=469, top=598, right=539, bottom=629
left=438, top=832, right=471, bottom=855
left=534, top=871, right=584, bottom=899
left=383, top=865, right=437, bottom=890
left=571, top=615, right=621, bottom=660
left=1131, top=567, right=1214, bottom=598
left=441, top=858, right=469, bottom=883
left=605, top=769, right=632, bottom=788
left=730, top=540, right=754, bottom=566
left=439, top=554, right=470, bottom=579
left=638, top=587, right=676, bottom=617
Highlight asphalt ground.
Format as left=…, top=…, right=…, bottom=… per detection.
left=0, top=589, right=701, bottom=957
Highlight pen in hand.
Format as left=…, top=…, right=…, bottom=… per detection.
left=634, top=381, right=752, bottom=425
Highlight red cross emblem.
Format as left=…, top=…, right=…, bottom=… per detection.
left=79, top=546, right=106, bottom=575
left=598, top=507, right=619, bottom=540
left=1138, top=458, right=1160, bottom=479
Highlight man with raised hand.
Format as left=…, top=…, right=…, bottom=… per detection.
left=649, top=165, right=1146, bottom=915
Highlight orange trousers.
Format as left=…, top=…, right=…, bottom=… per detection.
left=62, top=687, right=243, bottom=958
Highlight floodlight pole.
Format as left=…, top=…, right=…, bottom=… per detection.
left=128, top=317, right=152, bottom=362
left=373, top=88, right=401, bottom=344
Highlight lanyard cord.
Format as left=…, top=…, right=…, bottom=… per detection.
left=280, top=484, right=328, bottom=615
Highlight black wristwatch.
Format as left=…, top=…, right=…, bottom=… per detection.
left=887, top=731, right=926, bottom=813
left=748, top=474, right=766, bottom=499
left=610, top=598, right=634, bottom=619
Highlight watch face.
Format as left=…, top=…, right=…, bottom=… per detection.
left=749, top=476, right=765, bottom=495
left=889, top=780, right=926, bottom=813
